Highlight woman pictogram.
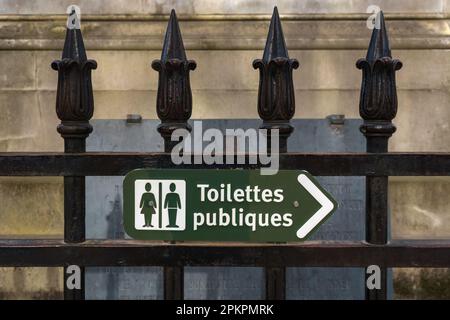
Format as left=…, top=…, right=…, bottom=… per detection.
left=139, top=183, right=157, bottom=227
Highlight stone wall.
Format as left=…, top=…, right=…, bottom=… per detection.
left=0, top=0, right=449, bottom=299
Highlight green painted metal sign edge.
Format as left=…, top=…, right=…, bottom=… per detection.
left=123, top=169, right=338, bottom=242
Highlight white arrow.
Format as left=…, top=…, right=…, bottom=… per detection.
left=296, top=173, right=336, bottom=239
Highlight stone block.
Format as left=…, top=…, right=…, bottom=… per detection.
left=0, top=51, right=35, bottom=89
left=0, top=267, right=62, bottom=299
left=0, top=0, right=444, bottom=15
left=0, top=177, right=63, bottom=237
left=390, top=177, right=450, bottom=239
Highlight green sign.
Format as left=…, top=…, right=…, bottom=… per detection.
left=123, top=169, right=337, bottom=242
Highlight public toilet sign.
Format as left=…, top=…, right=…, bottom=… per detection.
left=123, top=169, right=337, bottom=242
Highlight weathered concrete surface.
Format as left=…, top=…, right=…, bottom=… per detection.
left=0, top=177, right=63, bottom=237
left=86, top=267, right=163, bottom=300
left=0, top=177, right=63, bottom=300
left=3, top=18, right=450, bottom=51
left=391, top=178, right=450, bottom=300
left=33, top=50, right=450, bottom=92
left=0, top=267, right=62, bottom=299
left=391, top=177, right=450, bottom=239
left=0, top=0, right=445, bottom=15
left=2, top=49, right=450, bottom=152
left=395, top=268, right=450, bottom=300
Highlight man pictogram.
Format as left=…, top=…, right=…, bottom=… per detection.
left=164, top=183, right=182, bottom=228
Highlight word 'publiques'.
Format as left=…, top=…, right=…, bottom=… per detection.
left=193, top=183, right=293, bottom=231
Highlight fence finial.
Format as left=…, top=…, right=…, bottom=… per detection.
left=152, top=9, right=196, bottom=150
left=253, top=6, right=299, bottom=139
left=366, top=11, right=391, bottom=63
left=357, top=11, right=402, bottom=139
left=51, top=6, right=97, bottom=143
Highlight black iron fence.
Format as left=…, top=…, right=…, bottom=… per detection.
left=0, top=8, right=450, bottom=300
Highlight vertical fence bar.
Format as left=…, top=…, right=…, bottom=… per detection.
left=356, top=11, right=402, bottom=300
left=152, top=9, right=196, bottom=300
left=52, top=8, right=97, bottom=300
left=253, top=7, right=299, bottom=300
left=162, top=139, right=185, bottom=300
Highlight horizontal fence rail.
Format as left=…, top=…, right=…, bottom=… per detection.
left=0, top=152, right=449, bottom=176
left=0, top=240, right=449, bottom=268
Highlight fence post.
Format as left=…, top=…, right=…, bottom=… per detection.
left=52, top=8, right=97, bottom=300
left=356, top=11, right=402, bottom=300
left=152, top=9, right=196, bottom=300
left=253, top=7, right=299, bottom=300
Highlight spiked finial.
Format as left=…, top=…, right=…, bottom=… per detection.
left=51, top=5, right=97, bottom=141
left=61, top=5, right=86, bottom=62
left=160, top=9, right=187, bottom=62
left=152, top=9, right=196, bottom=149
left=262, top=7, right=289, bottom=63
left=356, top=11, right=402, bottom=138
left=253, top=7, right=299, bottom=137
left=366, top=11, right=391, bottom=63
